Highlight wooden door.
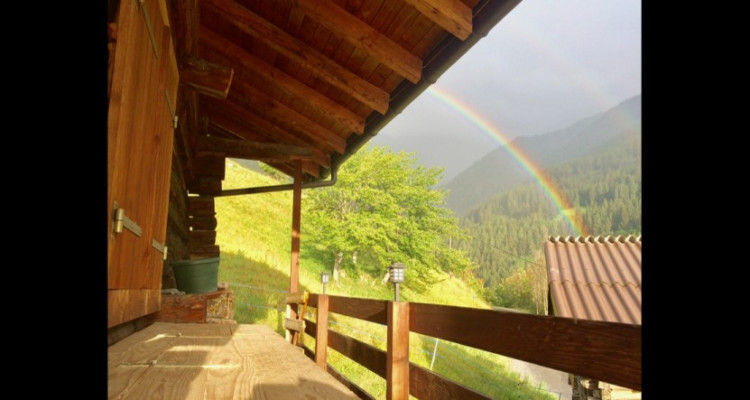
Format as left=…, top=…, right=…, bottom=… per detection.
left=108, top=0, right=179, bottom=327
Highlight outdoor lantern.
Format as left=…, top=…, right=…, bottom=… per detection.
left=388, top=262, right=406, bottom=301
left=321, top=271, right=330, bottom=294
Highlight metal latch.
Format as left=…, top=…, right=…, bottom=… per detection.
left=112, top=201, right=142, bottom=237
left=152, top=239, right=168, bottom=260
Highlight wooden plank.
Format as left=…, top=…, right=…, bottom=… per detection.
left=409, top=363, right=490, bottom=400
left=189, top=215, right=217, bottom=230
left=179, top=55, right=234, bottom=98
left=229, top=80, right=347, bottom=154
left=316, top=320, right=388, bottom=378
left=188, top=196, right=215, bottom=216
left=315, top=294, right=330, bottom=370
left=201, top=97, right=332, bottom=168
left=108, top=289, right=161, bottom=328
left=189, top=230, right=216, bottom=245
left=409, top=302, right=642, bottom=391
left=187, top=176, right=222, bottom=195
left=199, top=26, right=364, bottom=134
left=108, top=325, right=179, bottom=367
left=403, top=0, right=472, bottom=40
left=196, top=135, right=315, bottom=161
left=285, top=291, right=309, bottom=304
left=387, top=301, right=409, bottom=400
left=202, top=0, right=389, bottom=114
left=156, top=322, right=234, bottom=336
left=285, top=318, right=305, bottom=332
left=287, top=161, right=302, bottom=343
left=189, top=244, right=220, bottom=259
left=322, top=294, right=388, bottom=325
left=228, top=324, right=361, bottom=399
left=294, top=0, right=422, bottom=83
left=172, top=0, right=199, bottom=55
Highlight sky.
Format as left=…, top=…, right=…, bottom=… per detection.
left=370, top=0, right=642, bottom=182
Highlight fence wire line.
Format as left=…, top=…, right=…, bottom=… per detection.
left=232, top=284, right=568, bottom=398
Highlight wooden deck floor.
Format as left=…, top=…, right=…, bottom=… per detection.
left=108, top=322, right=360, bottom=399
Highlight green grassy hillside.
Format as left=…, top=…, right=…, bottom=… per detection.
left=214, top=159, right=555, bottom=400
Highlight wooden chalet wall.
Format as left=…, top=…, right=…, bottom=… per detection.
left=108, top=0, right=179, bottom=328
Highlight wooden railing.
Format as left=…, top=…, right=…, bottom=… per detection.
left=297, top=294, right=641, bottom=400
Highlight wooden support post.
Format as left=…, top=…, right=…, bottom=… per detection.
left=315, top=294, right=329, bottom=370
left=287, top=161, right=302, bottom=342
left=387, top=301, right=410, bottom=400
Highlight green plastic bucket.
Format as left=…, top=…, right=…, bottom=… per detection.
left=172, top=256, right=220, bottom=294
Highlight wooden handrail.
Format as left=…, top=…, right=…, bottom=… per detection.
left=305, top=293, right=641, bottom=398
left=409, top=302, right=641, bottom=391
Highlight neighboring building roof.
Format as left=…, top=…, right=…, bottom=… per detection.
left=544, top=235, right=641, bottom=325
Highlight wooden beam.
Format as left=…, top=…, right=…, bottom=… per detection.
left=409, top=364, right=490, bottom=400
left=387, top=301, right=410, bottom=400
left=179, top=55, right=234, bottom=98
left=186, top=176, right=222, bottom=195
left=294, top=0, right=422, bottom=83
left=230, top=80, right=347, bottom=154
left=315, top=294, right=329, bottom=370
left=188, top=196, right=215, bottom=216
left=189, top=244, right=220, bottom=259
left=197, top=135, right=314, bottom=161
left=189, top=215, right=217, bottom=230
left=201, top=97, right=331, bottom=168
left=201, top=0, right=389, bottom=114
left=172, top=0, right=199, bottom=55
left=307, top=320, right=387, bottom=379
left=403, top=0, right=473, bottom=41
left=189, top=230, right=216, bottom=246
left=290, top=160, right=302, bottom=295
left=308, top=294, right=388, bottom=325
left=284, top=318, right=305, bottom=332
left=199, top=26, right=365, bottom=134
left=409, top=302, right=642, bottom=391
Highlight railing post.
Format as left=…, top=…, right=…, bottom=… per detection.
left=387, top=301, right=409, bottom=400
left=315, top=294, right=329, bottom=370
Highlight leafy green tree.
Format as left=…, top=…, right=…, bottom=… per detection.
left=303, top=145, right=475, bottom=293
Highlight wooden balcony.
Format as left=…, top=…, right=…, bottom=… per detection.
left=108, top=294, right=640, bottom=399
left=108, top=322, right=359, bottom=399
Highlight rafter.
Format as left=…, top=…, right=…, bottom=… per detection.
left=197, top=135, right=315, bottom=162
left=403, top=0, right=472, bottom=40
left=199, top=26, right=364, bottom=134
left=229, top=80, right=347, bottom=154
left=179, top=55, right=234, bottom=98
left=293, top=0, right=422, bottom=84
left=201, top=0, right=389, bottom=114
left=201, top=97, right=331, bottom=168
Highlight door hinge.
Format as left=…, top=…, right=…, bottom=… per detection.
left=112, top=201, right=142, bottom=237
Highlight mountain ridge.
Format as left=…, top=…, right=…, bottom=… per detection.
left=444, top=94, right=642, bottom=215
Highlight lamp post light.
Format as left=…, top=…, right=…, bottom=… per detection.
left=321, top=271, right=330, bottom=294
left=388, top=262, right=405, bottom=301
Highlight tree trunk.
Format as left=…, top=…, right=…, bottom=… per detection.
left=333, top=251, right=343, bottom=286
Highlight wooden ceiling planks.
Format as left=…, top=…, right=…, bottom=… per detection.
left=295, top=0, right=422, bottom=84
left=164, top=0, right=524, bottom=189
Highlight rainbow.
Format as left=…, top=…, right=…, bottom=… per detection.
left=427, top=86, right=587, bottom=236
